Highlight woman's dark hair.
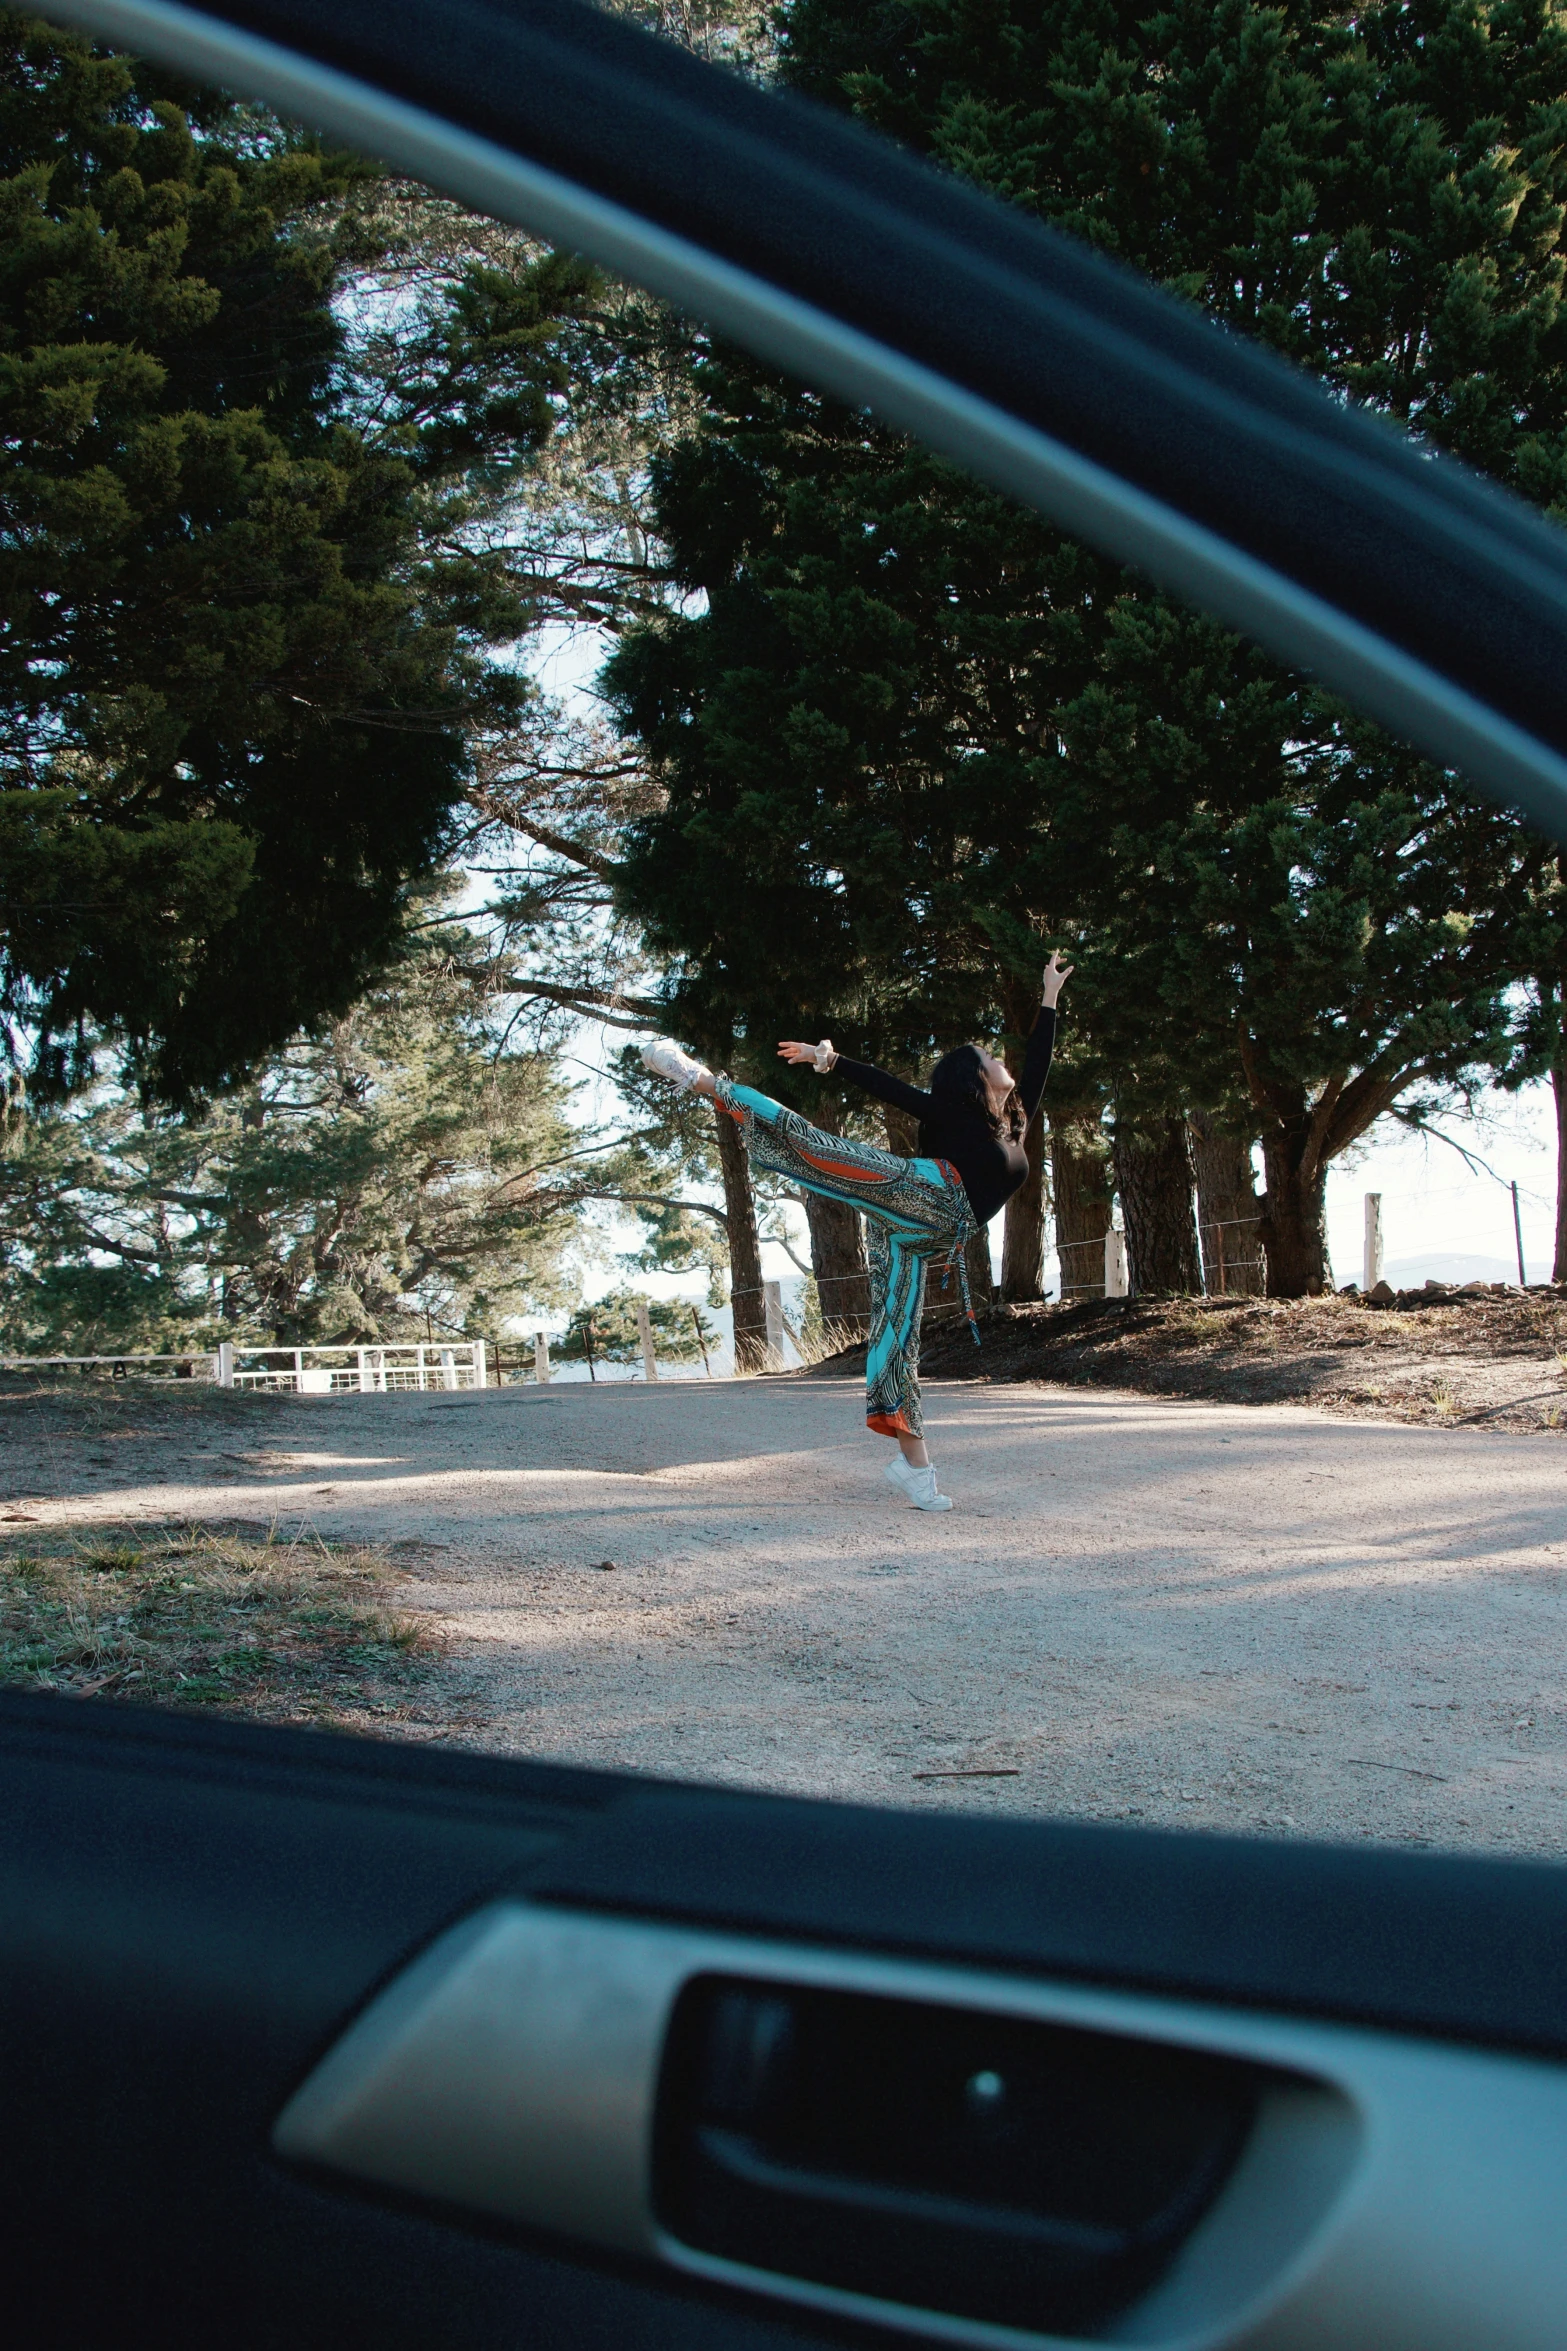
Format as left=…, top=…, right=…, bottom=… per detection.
left=919, top=1043, right=1024, bottom=1150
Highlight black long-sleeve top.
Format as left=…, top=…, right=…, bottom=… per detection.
left=833, top=1007, right=1056, bottom=1226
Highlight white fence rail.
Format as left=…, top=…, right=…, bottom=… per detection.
left=0, top=1341, right=488, bottom=1394
left=219, top=1342, right=486, bottom=1394
left=0, top=1352, right=219, bottom=1377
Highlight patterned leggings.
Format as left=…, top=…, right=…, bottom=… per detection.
left=716, top=1080, right=975, bottom=1439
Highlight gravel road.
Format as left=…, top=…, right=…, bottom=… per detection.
left=11, top=1372, right=1566, bottom=1857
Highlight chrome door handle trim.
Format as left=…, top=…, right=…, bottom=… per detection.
left=271, top=1898, right=1567, bottom=2349
left=275, top=1903, right=667, bottom=2255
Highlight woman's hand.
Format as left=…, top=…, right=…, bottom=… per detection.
left=1041, top=949, right=1075, bottom=1008
left=778, top=1039, right=836, bottom=1071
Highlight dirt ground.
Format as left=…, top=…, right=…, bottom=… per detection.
left=878, top=1284, right=1567, bottom=1432
left=2, top=1365, right=1563, bottom=1862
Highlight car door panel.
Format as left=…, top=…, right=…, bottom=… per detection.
left=269, top=1896, right=1567, bottom=2351
left=0, top=1693, right=848, bottom=2347
left=6, top=1692, right=1567, bottom=2349
left=5, top=3, right=1567, bottom=2343
left=528, top=1786, right=1567, bottom=2059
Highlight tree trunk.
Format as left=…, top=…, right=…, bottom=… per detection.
left=998, top=975, right=1046, bottom=1301
left=1112, top=1117, right=1203, bottom=1294
left=1258, top=1128, right=1333, bottom=1296
left=713, top=1101, right=768, bottom=1371
left=1001, top=1113, right=1048, bottom=1300
left=880, top=1101, right=919, bottom=1157
left=222, top=1097, right=270, bottom=1329
left=1550, top=856, right=1567, bottom=1282
left=966, top=1221, right=995, bottom=1312
left=801, top=1188, right=871, bottom=1335
left=1188, top=1112, right=1264, bottom=1297
left=1050, top=1117, right=1113, bottom=1300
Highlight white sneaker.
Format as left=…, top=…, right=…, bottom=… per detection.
left=640, top=1038, right=714, bottom=1093
left=883, top=1455, right=954, bottom=1511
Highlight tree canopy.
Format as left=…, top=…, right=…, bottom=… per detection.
left=607, top=0, right=1567, bottom=1293
left=0, top=14, right=595, bottom=1100
left=0, top=926, right=579, bottom=1350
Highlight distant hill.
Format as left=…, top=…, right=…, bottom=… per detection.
left=1381, top=1252, right=1524, bottom=1289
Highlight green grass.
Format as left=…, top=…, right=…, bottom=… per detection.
left=0, top=1524, right=442, bottom=1727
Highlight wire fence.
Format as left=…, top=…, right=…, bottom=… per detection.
left=729, top=1274, right=869, bottom=1298
left=1197, top=1214, right=1267, bottom=1296
left=1052, top=1224, right=1263, bottom=1298
left=1059, top=1191, right=1555, bottom=1301
left=612, top=1165, right=1561, bottom=1379
left=1056, top=1230, right=1112, bottom=1299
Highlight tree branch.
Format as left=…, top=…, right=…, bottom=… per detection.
left=504, top=976, right=669, bottom=1028
left=498, top=816, right=622, bottom=881
left=558, top=1185, right=729, bottom=1233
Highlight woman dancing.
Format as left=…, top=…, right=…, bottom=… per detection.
left=641, top=953, right=1072, bottom=1511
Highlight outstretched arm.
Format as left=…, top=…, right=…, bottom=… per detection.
left=1017, top=952, right=1073, bottom=1123
left=1016, top=1010, right=1056, bottom=1123
left=778, top=1038, right=932, bottom=1120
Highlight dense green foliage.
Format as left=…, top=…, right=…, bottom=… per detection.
left=0, top=15, right=594, bottom=1098
left=609, top=0, right=1567, bottom=1290
left=0, top=933, right=578, bottom=1348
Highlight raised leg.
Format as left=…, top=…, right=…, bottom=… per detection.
left=717, top=1082, right=917, bottom=1205
left=712, top=1077, right=968, bottom=1455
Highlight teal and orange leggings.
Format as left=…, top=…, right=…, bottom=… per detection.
left=715, top=1079, right=975, bottom=1439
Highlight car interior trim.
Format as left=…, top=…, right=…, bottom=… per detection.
left=273, top=1899, right=1567, bottom=2351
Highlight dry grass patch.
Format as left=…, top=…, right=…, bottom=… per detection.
left=810, top=1287, right=1567, bottom=1433
left=1171, top=1308, right=1231, bottom=1342
left=0, top=1523, right=444, bottom=1730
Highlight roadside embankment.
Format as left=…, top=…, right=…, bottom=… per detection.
left=809, top=1286, right=1567, bottom=1433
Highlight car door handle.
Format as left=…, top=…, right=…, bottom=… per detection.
left=272, top=1901, right=1567, bottom=2350
left=654, top=1975, right=1262, bottom=2336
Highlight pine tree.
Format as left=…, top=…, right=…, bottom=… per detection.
left=0, top=16, right=594, bottom=1099
left=555, top=1291, right=717, bottom=1374
left=610, top=0, right=1567, bottom=1295
left=0, top=928, right=579, bottom=1349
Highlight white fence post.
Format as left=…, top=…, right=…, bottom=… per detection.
left=763, top=1279, right=785, bottom=1362
left=215, top=1341, right=234, bottom=1388
left=533, top=1331, right=551, bottom=1384
left=634, top=1299, right=659, bottom=1382
left=472, top=1339, right=487, bottom=1389
left=1363, top=1192, right=1384, bottom=1291
left=357, top=1346, right=371, bottom=1394
left=1104, top=1228, right=1129, bottom=1298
